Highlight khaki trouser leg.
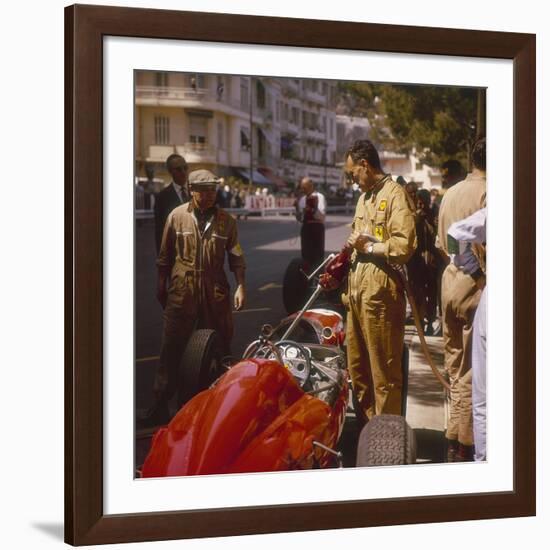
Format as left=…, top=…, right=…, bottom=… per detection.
left=458, top=368, right=474, bottom=446
left=155, top=302, right=196, bottom=401
left=442, top=284, right=463, bottom=441
left=346, top=305, right=374, bottom=421
left=441, top=265, right=480, bottom=446
left=347, top=284, right=405, bottom=420
left=363, top=296, right=405, bottom=417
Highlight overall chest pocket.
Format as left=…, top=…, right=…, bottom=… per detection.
left=353, top=214, right=366, bottom=232
left=176, top=230, right=195, bottom=262
left=208, top=233, right=228, bottom=265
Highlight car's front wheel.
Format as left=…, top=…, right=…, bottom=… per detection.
left=177, top=329, right=223, bottom=407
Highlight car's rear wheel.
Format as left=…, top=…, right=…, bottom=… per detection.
left=355, top=414, right=416, bottom=466
left=177, top=329, right=223, bottom=407
left=282, top=258, right=309, bottom=314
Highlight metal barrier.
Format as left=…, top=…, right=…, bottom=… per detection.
left=135, top=204, right=353, bottom=220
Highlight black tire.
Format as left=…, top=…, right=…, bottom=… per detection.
left=282, top=258, right=309, bottom=314
left=356, top=414, right=416, bottom=466
left=177, top=329, right=223, bottom=407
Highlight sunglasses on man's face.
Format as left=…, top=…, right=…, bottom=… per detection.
left=345, top=168, right=361, bottom=184
left=173, top=165, right=188, bottom=173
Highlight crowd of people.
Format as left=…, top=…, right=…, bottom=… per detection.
left=139, top=139, right=488, bottom=464
left=395, top=142, right=486, bottom=461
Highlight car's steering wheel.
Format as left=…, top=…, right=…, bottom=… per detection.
left=242, top=339, right=285, bottom=366
left=272, top=340, right=312, bottom=388
left=242, top=339, right=312, bottom=388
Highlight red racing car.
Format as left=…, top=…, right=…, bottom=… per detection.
left=140, top=264, right=416, bottom=477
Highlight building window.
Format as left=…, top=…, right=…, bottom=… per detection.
left=330, top=118, right=334, bottom=140
left=187, top=73, right=205, bottom=89
left=291, top=107, right=299, bottom=125
left=322, top=82, right=328, bottom=96
left=302, top=111, right=308, bottom=129
left=240, top=127, right=250, bottom=150
left=240, top=78, right=249, bottom=111
left=256, top=80, right=266, bottom=109
left=189, top=115, right=207, bottom=145
left=310, top=113, right=319, bottom=130
left=217, top=120, right=224, bottom=149
left=329, top=85, right=336, bottom=107
left=216, top=76, right=225, bottom=101
left=155, top=72, right=168, bottom=88
left=154, top=115, right=170, bottom=145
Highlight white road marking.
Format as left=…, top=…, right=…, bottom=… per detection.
left=258, top=282, right=283, bottom=291
left=234, top=307, right=272, bottom=314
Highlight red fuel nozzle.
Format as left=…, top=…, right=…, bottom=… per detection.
left=319, top=246, right=351, bottom=289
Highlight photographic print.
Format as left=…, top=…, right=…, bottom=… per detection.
left=65, top=5, right=534, bottom=544
left=133, top=70, right=487, bottom=477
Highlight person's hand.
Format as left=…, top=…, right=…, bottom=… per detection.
left=319, top=273, right=340, bottom=291
left=475, top=274, right=486, bottom=291
left=347, top=232, right=370, bottom=252
left=346, top=232, right=359, bottom=249
left=234, top=285, right=246, bottom=311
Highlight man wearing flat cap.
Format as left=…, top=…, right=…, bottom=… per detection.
left=142, top=169, right=247, bottom=426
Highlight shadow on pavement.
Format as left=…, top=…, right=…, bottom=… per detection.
left=337, top=414, right=362, bottom=468
left=407, top=368, right=446, bottom=409
left=414, top=428, right=446, bottom=463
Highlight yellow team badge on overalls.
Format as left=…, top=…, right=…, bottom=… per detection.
left=374, top=225, right=384, bottom=241
left=378, top=199, right=387, bottom=211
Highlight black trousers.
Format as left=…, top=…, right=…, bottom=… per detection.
left=301, top=222, right=325, bottom=268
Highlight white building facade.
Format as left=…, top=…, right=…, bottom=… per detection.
left=135, top=71, right=340, bottom=190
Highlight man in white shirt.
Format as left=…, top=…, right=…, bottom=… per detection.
left=295, top=177, right=326, bottom=269
left=447, top=207, right=487, bottom=461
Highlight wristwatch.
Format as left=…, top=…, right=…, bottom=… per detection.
left=366, top=243, right=374, bottom=255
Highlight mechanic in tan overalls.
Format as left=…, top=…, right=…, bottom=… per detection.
left=438, top=137, right=486, bottom=461
left=141, top=169, right=246, bottom=426
left=343, top=140, right=417, bottom=422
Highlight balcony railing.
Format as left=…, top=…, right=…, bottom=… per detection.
left=136, top=86, right=249, bottom=114
left=304, top=89, right=327, bottom=105
left=136, top=86, right=212, bottom=101
left=146, top=143, right=216, bottom=163
left=176, top=143, right=216, bottom=162
left=304, top=126, right=326, bottom=142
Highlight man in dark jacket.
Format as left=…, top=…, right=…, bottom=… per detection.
left=154, top=154, right=189, bottom=252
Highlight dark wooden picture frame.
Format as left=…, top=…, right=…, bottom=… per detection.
left=65, top=4, right=536, bottom=545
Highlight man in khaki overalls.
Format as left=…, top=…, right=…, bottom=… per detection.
left=142, top=169, right=246, bottom=426
left=343, top=140, right=417, bottom=421
left=438, top=137, right=486, bottom=461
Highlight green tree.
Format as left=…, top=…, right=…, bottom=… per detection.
left=338, top=82, right=483, bottom=168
